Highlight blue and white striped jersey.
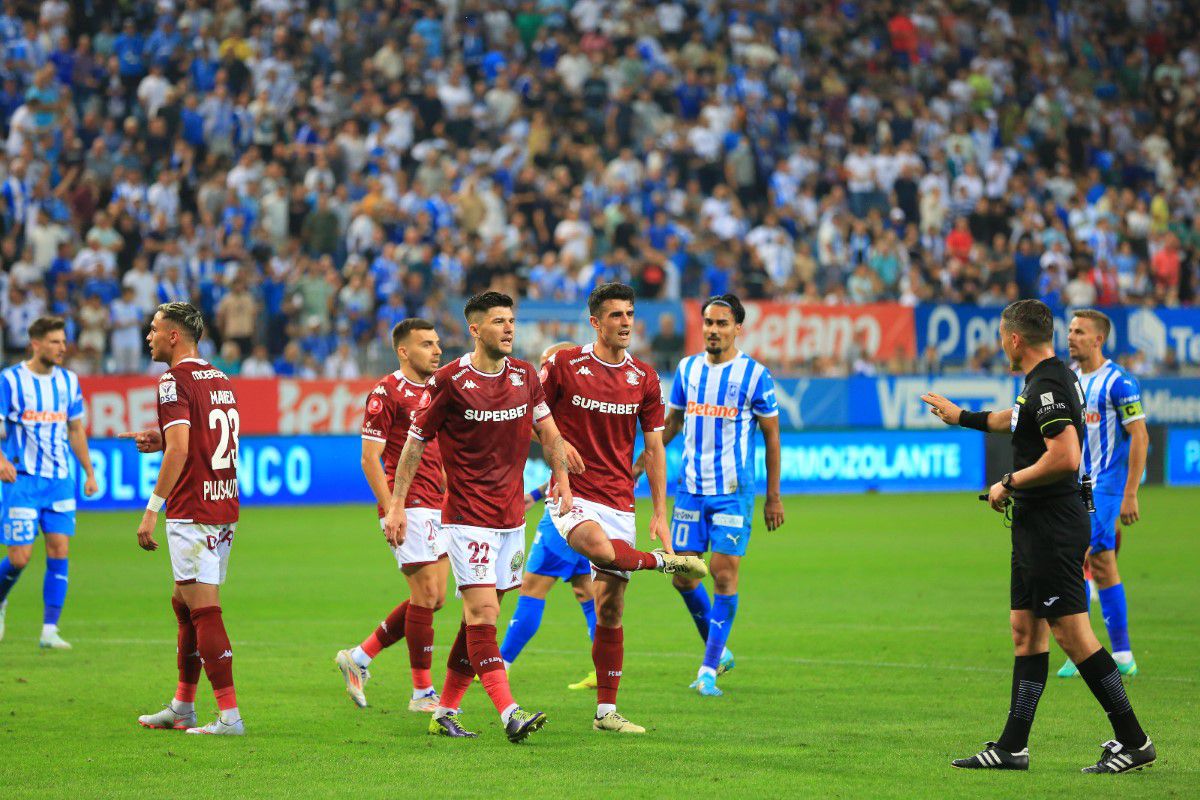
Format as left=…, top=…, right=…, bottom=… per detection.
left=1074, top=359, right=1145, bottom=496
left=668, top=351, right=779, bottom=496
left=0, top=363, right=85, bottom=479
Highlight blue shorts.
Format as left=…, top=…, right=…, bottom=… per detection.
left=1090, top=492, right=1121, bottom=553
left=670, top=490, right=754, bottom=557
left=525, top=510, right=592, bottom=581
left=2, top=473, right=77, bottom=545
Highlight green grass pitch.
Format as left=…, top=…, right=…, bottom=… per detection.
left=1, top=488, right=1196, bottom=798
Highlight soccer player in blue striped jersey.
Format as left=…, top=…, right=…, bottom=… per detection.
left=640, top=294, right=784, bottom=696
left=0, top=317, right=98, bottom=648
left=1057, top=310, right=1147, bottom=679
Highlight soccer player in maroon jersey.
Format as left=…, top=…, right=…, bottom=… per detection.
left=123, top=303, right=244, bottom=735
left=540, top=282, right=708, bottom=733
left=383, top=291, right=574, bottom=743
left=335, top=319, right=449, bottom=712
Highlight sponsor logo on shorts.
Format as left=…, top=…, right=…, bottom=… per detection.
left=712, top=513, right=744, bottom=528
left=51, top=499, right=76, bottom=513
left=1043, top=596, right=1059, bottom=606
left=673, top=508, right=700, bottom=522
left=204, top=527, right=235, bottom=551
left=510, top=549, right=525, bottom=572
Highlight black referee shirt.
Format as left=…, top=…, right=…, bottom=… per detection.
left=1010, top=356, right=1085, bottom=501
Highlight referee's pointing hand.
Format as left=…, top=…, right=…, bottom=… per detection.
left=921, top=392, right=962, bottom=426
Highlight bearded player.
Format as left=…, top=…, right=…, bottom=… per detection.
left=542, top=282, right=708, bottom=734
left=335, top=319, right=449, bottom=711
left=384, top=291, right=574, bottom=743
left=644, top=293, right=784, bottom=697
left=499, top=342, right=600, bottom=690
left=125, top=302, right=245, bottom=735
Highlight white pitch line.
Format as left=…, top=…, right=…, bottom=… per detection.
left=52, top=639, right=1198, bottom=684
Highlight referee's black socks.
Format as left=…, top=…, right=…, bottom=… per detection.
left=1076, top=647, right=1148, bottom=748
left=996, top=652, right=1048, bottom=753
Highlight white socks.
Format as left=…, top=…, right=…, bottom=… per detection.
left=41, top=624, right=58, bottom=637
left=499, top=703, right=518, bottom=724
left=170, top=699, right=194, bottom=715
left=596, top=703, right=616, bottom=718
left=220, top=707, right=241, bottom=724
left=1113, top=650, right=1134, bottom=665
left=652, top=552, right=665, bottom=569
left=698, top=666, right=717, bottom=679
left=412, top=686, right=434, bottom=700
left=350, top=646, right=372, bottom=669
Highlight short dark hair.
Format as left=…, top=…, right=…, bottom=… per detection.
left=157, top=301, right=205, bottom=343
left=587, top=282, right=635, bottom=317
left=1072, top=308, right=1112, bottom=342
left=392, top=317, right=435, bottom=349
left=1001, top=299, right=1054, bottom=346
left=463, top=290, right=514, bottom=321
left=702, top=294, right=746, bottom=324
left=28, top=316, right=66, bottom=340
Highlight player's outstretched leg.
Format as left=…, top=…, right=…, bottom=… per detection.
left=429, top=619, right=479, bottom=738
left=138, top=596, right=201, bottom=730
left=186, top=605, right=244, bottom=735
left=336, top=599, right=408, bottom=708
left=565, top=520, right=707, bottom=579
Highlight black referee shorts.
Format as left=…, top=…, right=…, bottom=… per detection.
left=1010, top=493, right=1089, bottom=618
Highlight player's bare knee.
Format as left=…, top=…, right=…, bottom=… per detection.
left=672, top=574, right=700, bottom=592
left=7, top=546, right=31, bottom=569
left=44, top=538, right=69, bottom=559
left=571, top=584, right=591, bottom=604
left=596, top=599, right=623, bottom=627
left=1088, top=551, right=1119, bottom=588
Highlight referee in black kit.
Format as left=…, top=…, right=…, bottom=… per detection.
left=922, top=300, right=1156, bottom=774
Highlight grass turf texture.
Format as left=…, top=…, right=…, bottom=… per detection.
left=0, top=488, right=1196, bottom=799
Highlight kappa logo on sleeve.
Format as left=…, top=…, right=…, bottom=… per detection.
left=1039, top=392, right=1054, bottom=408
left=159, top=380, right=178, bottom=403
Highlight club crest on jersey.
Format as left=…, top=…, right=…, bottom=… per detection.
left=367, top=395, right=384, bottom=415
left=625, top=370, right=639, bottom=386
left=509, top=373, right=524, bottom=387
left=158, top=380, right=177, bottom=403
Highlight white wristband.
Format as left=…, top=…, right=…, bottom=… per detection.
left=146, top=493, right=166, bottom=512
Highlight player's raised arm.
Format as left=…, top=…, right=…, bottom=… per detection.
left=138, top=422, right=190, bottom=551
left=758, top=413, right=784, bottom=531
left=922, top=392, right=1012, bottom=432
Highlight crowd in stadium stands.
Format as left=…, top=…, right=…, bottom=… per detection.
left=0, top=1, right=1198, bottom=379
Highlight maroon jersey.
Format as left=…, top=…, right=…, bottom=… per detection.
left=540, top=343, right=664, bottom=511
left=409, top=354, right=551, bottom=529
left=156, top=357, right=239, bottom=524
left=361, top=370, right=445, bottom=515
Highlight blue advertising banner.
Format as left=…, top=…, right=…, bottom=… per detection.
left=76, top=435, right=376, bottom=511
left=915, top=304, right=1200, bottom=365
left=1166, top=428, right=1200, bottom=486
left=764, top=376, right=1200, bottom=430
left=525, top=429, right=986, bottom=496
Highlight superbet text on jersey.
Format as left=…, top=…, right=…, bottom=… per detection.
left=156, top=357, right=239, bottom=524
left=361, top=370, right=445, bottom=515
left=408, top=354, right=551, bottom=529
left=539, top=343, right=664, bottom=511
